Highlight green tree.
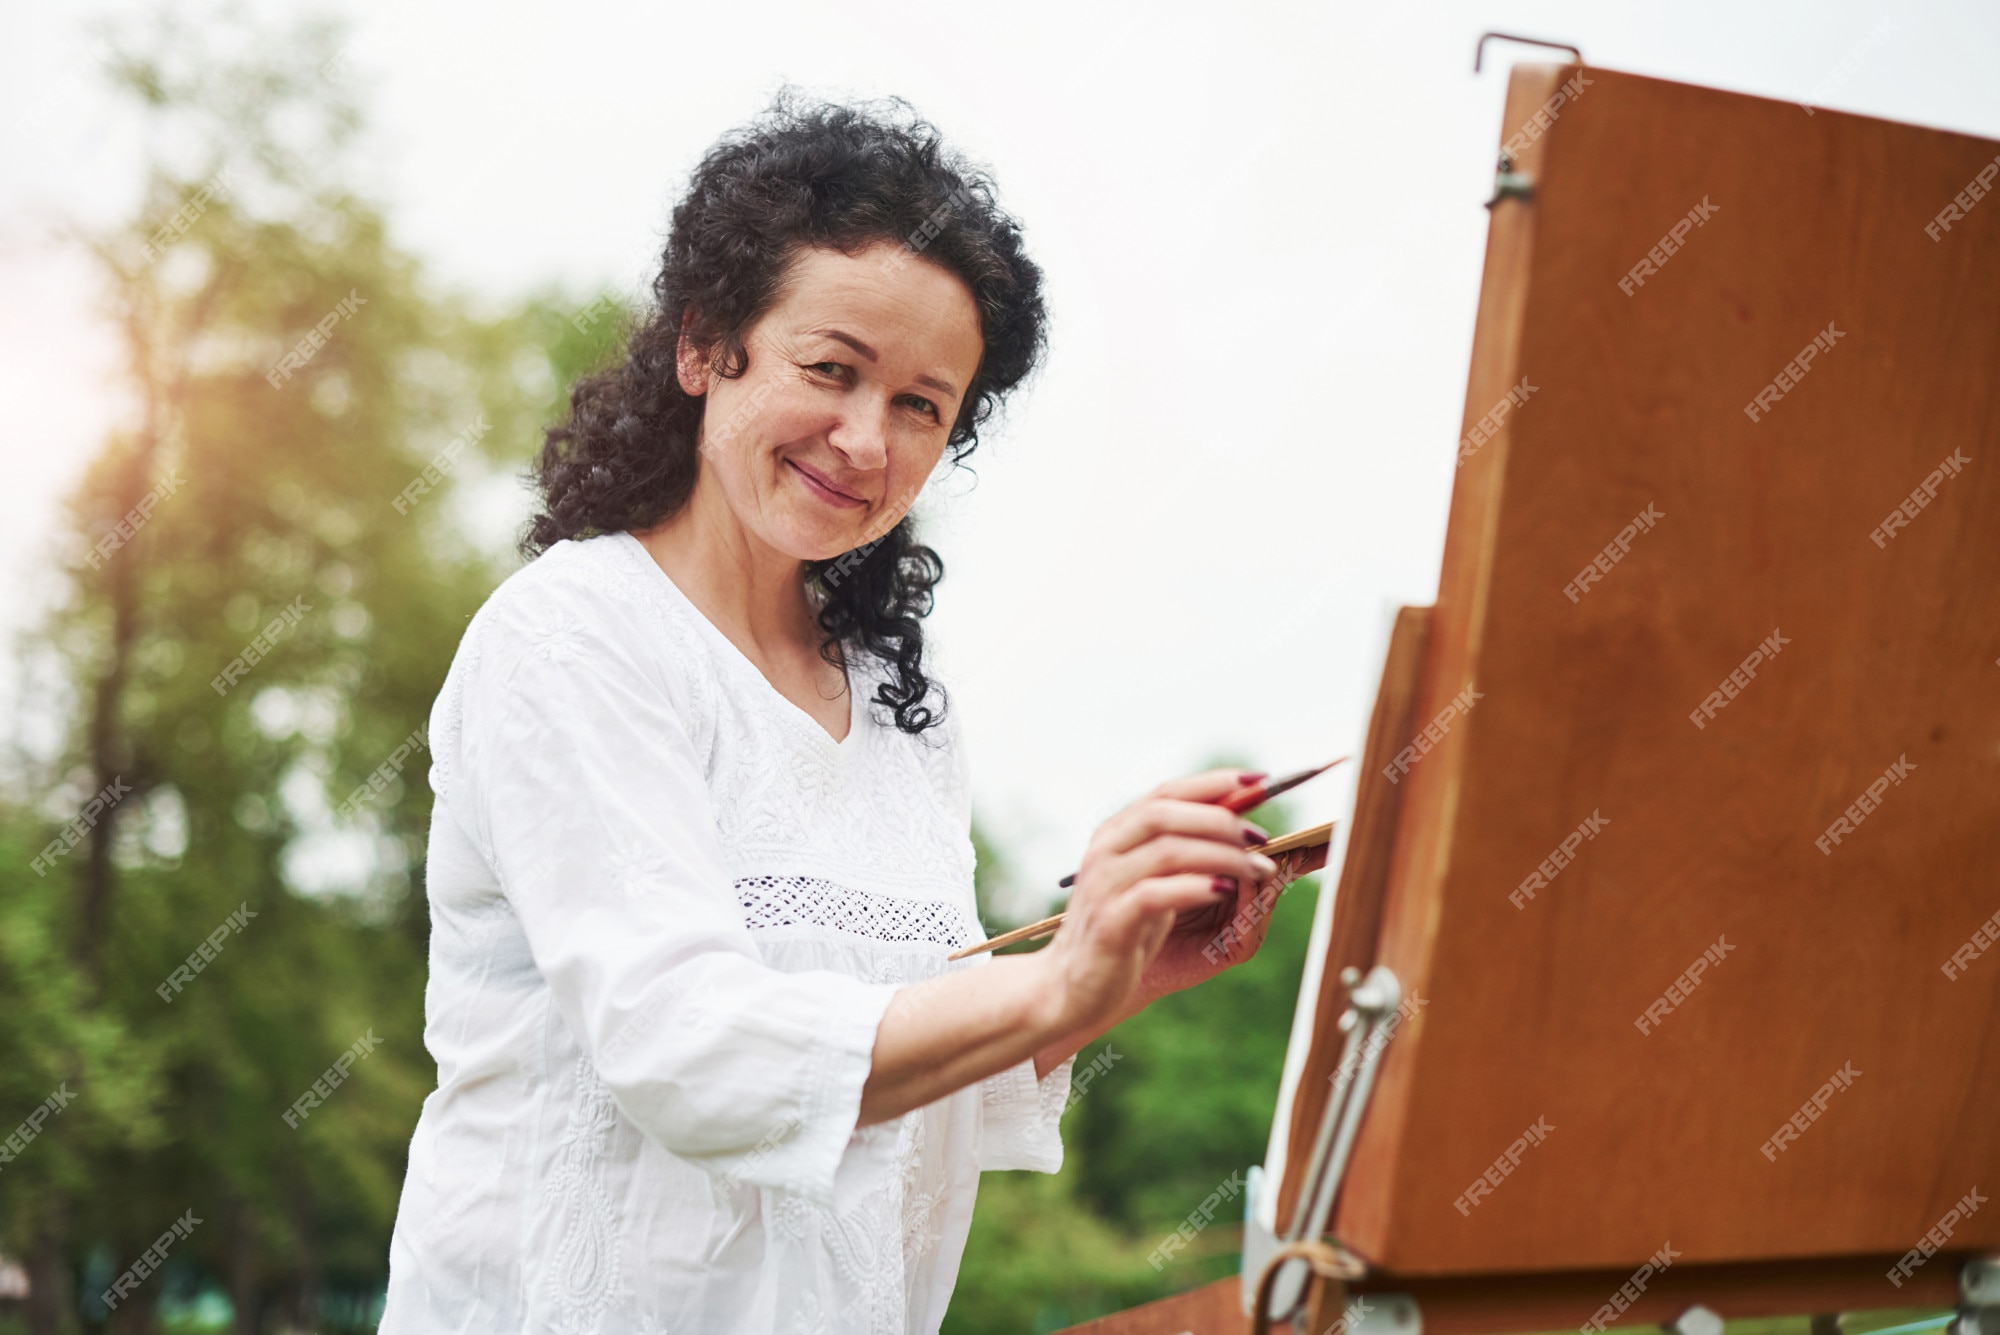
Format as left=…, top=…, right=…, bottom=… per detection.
left=0, top=11, right=576, bottom=1330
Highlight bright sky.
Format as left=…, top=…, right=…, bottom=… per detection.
left=5, top=0, right=1997, bottom=911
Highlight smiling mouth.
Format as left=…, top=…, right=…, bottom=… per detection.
left=787, top=458, right=868, bottom=509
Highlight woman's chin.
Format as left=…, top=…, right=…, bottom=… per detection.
left=767, top=519, right=879, bottom=565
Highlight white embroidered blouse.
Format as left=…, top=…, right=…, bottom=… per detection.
left=380, top=532, right=1073, bottom=1335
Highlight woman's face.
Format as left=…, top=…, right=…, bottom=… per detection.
left=680, top=241, right=985, bottom=563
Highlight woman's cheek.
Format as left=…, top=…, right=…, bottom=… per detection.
left=886, top=434, right=948, bottom=512
left=762, top=398, right=842, bottom=458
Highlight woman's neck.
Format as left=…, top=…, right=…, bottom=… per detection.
left=633, top=475, right=826, bottom=668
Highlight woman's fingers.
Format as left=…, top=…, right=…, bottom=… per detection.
left=1148, top=767, right=1262, bottom=804
left=1132, top=872, right=1242, bottom=918
left=1047, top=767, right=1284, bottom=1023
left=1091, top=872, right=1235, bottom=943
left=1089, top=794, right=1265, bottom=862
left=1067, top=831, right=1272, bottom=949
left=1107, top=834, right=1277, bottom=888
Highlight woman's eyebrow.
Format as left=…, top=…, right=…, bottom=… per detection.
left=812, top=328, right=879, bottom=362
left=809, top=327, right=961, bottom=401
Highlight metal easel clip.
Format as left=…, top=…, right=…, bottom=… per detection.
left=1243, top=965, right=1405, bottom=1321
left=1485, top=152, right=1534, bottom=210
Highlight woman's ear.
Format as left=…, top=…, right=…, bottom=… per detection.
left=675, top=312, right=711, bottom=397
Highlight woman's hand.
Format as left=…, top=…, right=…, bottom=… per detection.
left=1127, top=843, right=1322, bottom=1004
left=1032, top=769, right=1281, bottom=1037
left=858, top=769, right=1301, bottom=1124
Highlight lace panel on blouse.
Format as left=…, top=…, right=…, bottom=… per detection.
left=734, top=875, right=974, bottom=952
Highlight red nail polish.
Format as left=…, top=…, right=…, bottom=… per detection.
left=1212, top=875, right=1239, bottom=895
left=1237, top=772, right=1267, bottom=785
left=1241, top=826, right=1269, bottom=846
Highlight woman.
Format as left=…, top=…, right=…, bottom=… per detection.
left=382, top=95, right=1288, bottom=1334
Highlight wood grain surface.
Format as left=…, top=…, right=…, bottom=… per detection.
left=1328, top=62, right=2000, bottom=1275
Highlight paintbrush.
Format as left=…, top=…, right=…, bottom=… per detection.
left=1054, top=758, right=1347, bottom=890
left=946, top=821, right=1336, bottom=960
left=946, top=757, right=1348, bottom=961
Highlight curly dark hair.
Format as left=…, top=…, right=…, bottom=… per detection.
left=525, top=92, right=1047, bottom=735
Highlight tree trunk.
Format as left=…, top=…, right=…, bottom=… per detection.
left=229, top=1196, right=261, bottom=1335
left=290, top=1180, right=323, bottom=1333
left=24, top=1209, right=75, bottom=1335
left=73, top=286, right=165, bottom=992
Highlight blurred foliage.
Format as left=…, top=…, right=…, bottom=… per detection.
left=0, top=9, right=596, bottom=1332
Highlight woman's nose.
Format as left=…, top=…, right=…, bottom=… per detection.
left=826, top=397, right=891, bottom=471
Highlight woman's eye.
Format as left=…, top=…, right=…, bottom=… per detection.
left=901, top=395, right=939, bottom=421
left=805, top=361, right=846, bottom=380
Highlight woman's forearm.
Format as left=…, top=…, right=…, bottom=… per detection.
left=1031, top=986, right=1151, bottom=1080
left=857, top=953, right=1075, bottom=1126
left=858, top=951, right=1155, bottom=1126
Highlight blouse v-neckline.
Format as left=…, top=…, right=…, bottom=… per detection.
left=617, top=532, right=863, bottom=752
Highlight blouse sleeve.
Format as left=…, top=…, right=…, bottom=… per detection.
left=975, top=1048, right=1075, bottom=1173
left=436, top=570, right=899, bottom=1208
left=939, top=706, right=1077, bottom=1173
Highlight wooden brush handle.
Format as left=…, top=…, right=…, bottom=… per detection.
left=945, top=823, right=1335, bottom=961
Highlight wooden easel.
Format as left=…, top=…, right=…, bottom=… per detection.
left=1060, top=58, right=2000, bottom=1335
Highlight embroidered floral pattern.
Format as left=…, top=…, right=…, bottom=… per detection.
left=795, top=1171, right=905, bottom=1335
left=899, top=1116, right=948, bottom=1267
left=536, top=1058, right=622, bottom=1334
left=605, top=838, right=675, bottom=906
left=529, top=608, right=587, bottom=664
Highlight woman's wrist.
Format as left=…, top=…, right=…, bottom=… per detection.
left=1021, top=946, right=1084, bottom=1044
left=1029, top=943, right=1158, bottom=1041
left=1026, top=943, right=1137, bottom=1040
left=1028, top=966, right=1157, bottom=1079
